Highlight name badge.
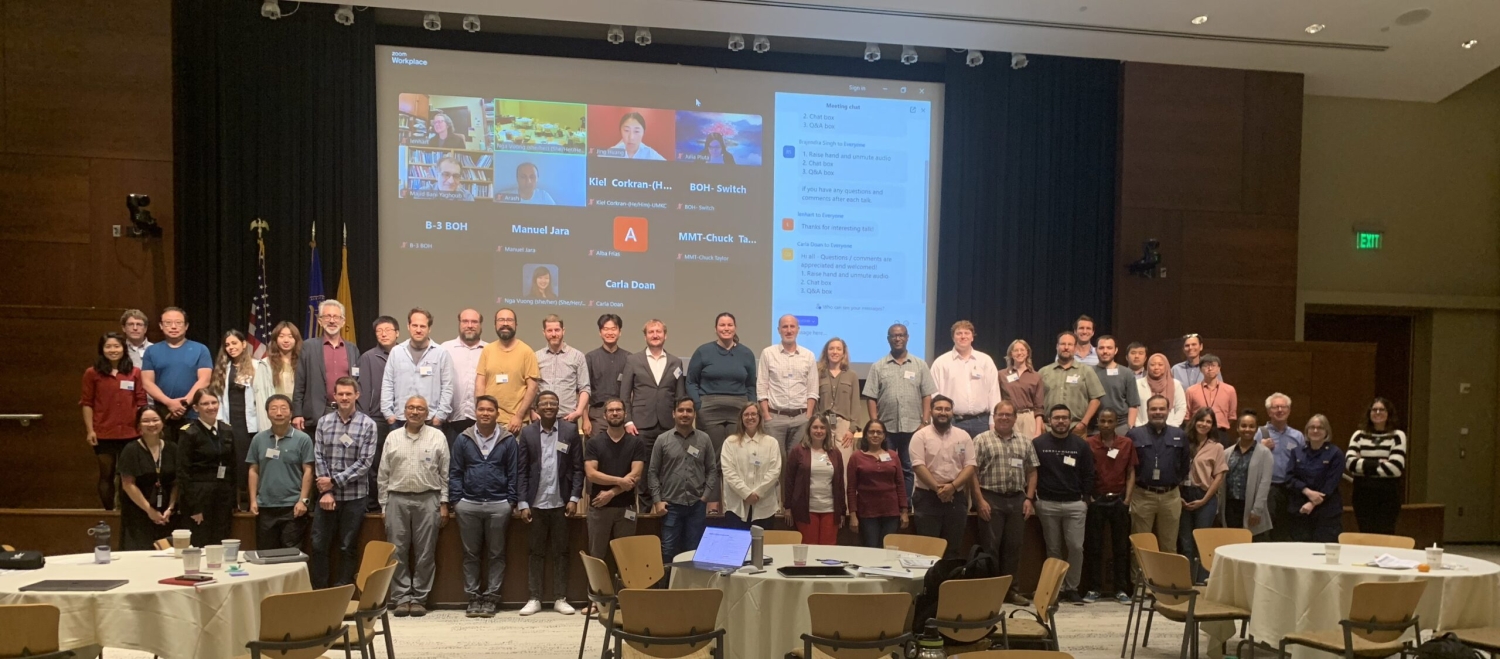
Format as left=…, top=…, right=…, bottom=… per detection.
left=1008, top=457, right=1023, bottom=468
left=266, top=448, right=281, bottom=460
left=155, top=492, right=164, bottom=508
left=1106, top=368, right=1119, bottom=376
left=1066, top=375, right=1080, bottom=385
left=1006, top=373, right=1019, bottom=383
left=120, top=380, right=136, bottom=391
left=1107, top=448, right=1120, bottom=459
left=419, top=365, right=433, bottom=376
left=1152, top=468, right=1161, bottom=481
left=956, top=445, right=967, bottom=455
left=1062, top=456, right=1077, bottom=467
left=424, top=449, right=433, bottom=462
left=970, top=370, right=983, bottom=380
left=616, top=373, right=623, bottom=382
left=217, top=465, right=227, bottom=479
left=351, top=366, right=360, bottom=377
left=903, top=370, right=915, bottom=381
left=557, top=443, right=569, bottom=454
left=752, top=457, right=762, bottom=467
left=818, top=453, right=830, bottom=464
left=673, top=367, right=682, bottom=379
left=624, top=509, right=638, bottom=521
left=340, top=433, right=354, bottom=447
left=496, top=373, right=509, bottom=384
left=878, top=453, right=892, bottom=462
left=687, top=446, right=701, bottom=457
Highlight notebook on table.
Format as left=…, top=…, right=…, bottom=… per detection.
left=19, top=580, right=128, bottom=592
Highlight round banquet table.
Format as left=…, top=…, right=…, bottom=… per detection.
left=0, top=550, right=311, bottom=659
left=1203, top=542, right=1500, bottom=659
left=668, top=544, right=932, bottom=659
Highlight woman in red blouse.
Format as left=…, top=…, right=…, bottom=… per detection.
left=80, top=332, right=148, bottom=509
left=845, top=419, right=910, bottom=548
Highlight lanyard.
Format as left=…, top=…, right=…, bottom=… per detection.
left=138, top=438, right=165, bottom=507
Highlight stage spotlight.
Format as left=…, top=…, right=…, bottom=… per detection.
left=260, top=0, right=281, bottom=20
left=900, top=45, right=918, bottom=65
left=728, top=33, right=745, bottom=51
left=752, top=35, right=770, bottom=53
left=965, top=49, right=984, bottom=67
left=635, top=26, right=652, bottom=46
left=334, top=4, right=354, bottom=26
left=864, top=42, right=881, bottom=62
left=1011, top=52, right=1029, bottom=69
left=462, top=14, right=480, bottom=33
left=607, top=25, right=625, bottom=44
left=423, top=12, right=441, bottom=31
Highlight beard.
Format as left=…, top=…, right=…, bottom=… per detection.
left=933, top=419, right=951, bottom=432
left=461, top=328, right=480, bottom=342
left=498, top=327, right=515, bottom=340
left=607, top=417, right=625, bottom=428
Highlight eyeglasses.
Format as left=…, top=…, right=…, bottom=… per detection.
left=160, top=321, right=185, bottom=327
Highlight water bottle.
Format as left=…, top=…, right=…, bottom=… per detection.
left=914, top=621, right=946, bottom=659
left=89, top=520, right=112, bottom=564
left=749, top=525, right=765, bottom=569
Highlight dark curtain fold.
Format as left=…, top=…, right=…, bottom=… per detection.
left=935, top=55, right=1120, bottom=364
left=174, top=0, right=379, bottom=348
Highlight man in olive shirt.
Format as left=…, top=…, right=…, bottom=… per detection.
left=1092, top=337, right=1140, bottom=433
left=650, top=398, right=720, bottom=566
left=247, top=394, right=315, bottom=550
left=1038, top=331, right=1104, bottom=437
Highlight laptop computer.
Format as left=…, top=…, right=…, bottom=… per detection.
left=669, top=527, right=754, bottom=572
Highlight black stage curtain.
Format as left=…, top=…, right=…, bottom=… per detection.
left=174, top=0, right=379, bottom=348
left=935, top=56, right=1119, bottom=364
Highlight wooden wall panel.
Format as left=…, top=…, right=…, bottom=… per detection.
left=1120, top=65, right=1246, bottom=212
left=88, top=159, right=175, bottom=312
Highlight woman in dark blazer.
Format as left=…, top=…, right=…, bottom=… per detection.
left=176, top=389, right=238, bottom=547
left=782, top=413, right=846, bottom=545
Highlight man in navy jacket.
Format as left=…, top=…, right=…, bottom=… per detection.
left=449, top=395, right=518, bottom=618
left=517, top=390, right=584, bottom=616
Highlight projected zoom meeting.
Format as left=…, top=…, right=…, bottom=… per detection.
left=379, top=48, right=940, bottom=364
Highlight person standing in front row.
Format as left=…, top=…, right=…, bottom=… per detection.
left=141, top=307, right=212, bottom=445
left=1081, top=409, right=1135, bottom=605
left=517, top=391, right=582, bottom=617
left=1179, top=408, right=1227, bottom=584
left=1039, top=331, right=1104, bottom=438
left=1346, top=398, right=1407, bottom=535
left=650, top=398, right=721, bottom=567
left=537, top=314, right=591, bottom=436
left=80, top=332, right=148, bottom=510
left=177, top=390, right=237, bottom=547
left=720, top=403, right=782, bottom=530
left=908, top=396, right=975, bottom=559
left=999, top=340, right=1046, bottom=439
left=452, top=395, right=519, bottom=619
left=358, top=316, right=400, bottom=513
left=1288, top=414, right=1345, bottom=542
left=118, top=407, right=179, bottom=550
left=440, top=309, right=488, bottom=446
left=970, top=401, right=1037, bottom=607
left=246, top=394, right=314, bottom=550
left=583, top=399, right=645, bottom=571
left=475, top=308, right=539, bottom=436
left=757, top=315, right=819, bottom=455
left=1223, top=410, right=1274, bottom=541
left=930, top=320, right=1003, bottom=440
left=378, top=395, right=450, bottom=618
left=782, top=414, right=845, bottom=545
left=687, top=312, right=757, bottom=468
left=311, top=377, right=377, bottom=589
left=620, top=319, right=686, bottom=507
left=293, top=300, right=359, bottom=437
left=585, top=314, right=630, bottom=435
left=863, top=323, right=935, bottom=502
left=1034, top=404, right=1095, bottom=605
left=846, top=420, right=909, bottom=548
left=1257, top=393, right=1304, bottom=541
left=1126, top=395, right=1189, bottom=552
left=382, top=308, right=456, bottom=438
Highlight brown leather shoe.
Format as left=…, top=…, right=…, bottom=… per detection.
left=1005, top=590, right=1031, bottom=607
left=408, top=602, right=428, bottom=617
left=393, top=603, right=412, bottom=617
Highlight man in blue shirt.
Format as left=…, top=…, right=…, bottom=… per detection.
left=1126, top=395, right=1190, bottom=552
left=141, top=307, right=212, bottom=443
left=1259, top=392, right=1306, bottom=541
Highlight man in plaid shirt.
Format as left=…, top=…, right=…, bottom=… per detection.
left=971, top=400, right=1039, bottom=606
left=311, top=376, right=378, bottom=588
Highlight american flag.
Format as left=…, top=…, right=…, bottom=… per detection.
left=247, top=219, right=271, bottom=358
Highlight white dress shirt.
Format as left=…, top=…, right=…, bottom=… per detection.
left=646, top=348, right=669, bottom=383
left=719, top=432, right=783, bottom=521
left=127, top=339, right=152, bottom=370
left=377, top=424, right=450, bottom=506
left=756, top=343, right=819, bottom=412
left=441, top=337, right=488, bottom=422
left=930, top=349, right=1003, bottom=416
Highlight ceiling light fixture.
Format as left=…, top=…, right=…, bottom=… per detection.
left=261, top=0, right=282, bottom=20
left=752, top=35, right=770, bottom=54
left=634, top=26, right=652, bottom=46
left=1191, top=15, right=1209, bottom=25
left=333, top=4, right=353, bottom=25
left=728, top=34, right=745, bottom=51
left=422, top=12, right=441, bottom=31
left=864, top=43, right=882, bottom=62
left=1011, top=52, right=1029, bottom=69
left=606, top=25, right=625, bottom=45
left=965, top=49, right=984, bottom=67
left=1461, top=39, right=1479, bottom=49
left=900, top=45, right=918, bottom=65
left=1305, top=23, right=1325, bottom=34
left=462, top=15, right=480, bottom=33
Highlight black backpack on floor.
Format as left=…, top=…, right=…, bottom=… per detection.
left=911, top=545, right=1000, bottom=633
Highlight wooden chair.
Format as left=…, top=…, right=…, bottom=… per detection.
left=1192, top=527, right=1251, bottom=575
left=152, top=538, right=171, bottom=551
left=612, top=588, right=725, bottom=658
left=928, top=575, right=1011, bottom=654
left=1137, top=549, right=1253, bottom=659
left=344, top=563, right=397, bottom=659
left=1278, top=580, right=1427, bottom=659
left=0, top=545, right=14, bottom=552
left=762, top=530, right=803, bottom=545
left=610, top=535, right=665, bottom=590
left=995, top=558, right=1067, bottom=651
left=883, top=533, right=947, bottom=558
left=1338, top=533, right=1417, bottom=550
left=790, top=592, right=913, bottom=659
left=240, top=584, right=356, bottom=659
left=0, top=604, right=76, bottom=659
left=579, top=552, right=621, bottom=659
left=354, top=540, right=398, bottom=594
left=1123, top=533, right=1161, bottom=658
left=944, top=652, right=1074, bottom=659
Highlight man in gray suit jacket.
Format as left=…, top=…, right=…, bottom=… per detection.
left=618, top=319, right=685, bottom=506
left=293, top=300, right=362, bottom=436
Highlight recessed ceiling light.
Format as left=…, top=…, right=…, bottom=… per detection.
left=1461, top=39, right=1479, bottom=49
left=1191, top=15, right=1209, bottom=25
left=1394, top=8, right=1432, bottom=26
left=1305, top=24, right=1325, bottom=34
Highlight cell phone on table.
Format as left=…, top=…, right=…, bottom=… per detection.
left=177, top=574, right=215, bottom=582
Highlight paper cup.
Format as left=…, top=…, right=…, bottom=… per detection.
left=171, top=530, right=192, bottom=557
left=223, top=539, right=240, bottom=563
left=183, top=547, right=203, bottom=575
left=793, top=544, right=809, bottom=566
left=1426, top=547, right=1444, bottom=569
left=205, top=545, right=224, bottom=570
left=1325, top=543, right=1341, bottom=565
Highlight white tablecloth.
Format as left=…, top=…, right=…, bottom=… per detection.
left=1203, top=543, right=1500, bottom=658
left=0, top=551, right=311, bottom=659
left=669, top=545, right=931, bottom=659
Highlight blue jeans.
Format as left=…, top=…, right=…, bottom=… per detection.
left=953, top=415, right=990, bottom=442
left=1177, top=487, right=1218, bottom=584
left=859, top=516, right=902, bottom=548
left=311, top=495, right=367, bottom=589
left=661, top=500, right=707, bottom=564
left=887, top=432, right=915, bottom=502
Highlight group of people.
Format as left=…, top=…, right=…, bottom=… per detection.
left=82, top=308, right=1409, bottom=613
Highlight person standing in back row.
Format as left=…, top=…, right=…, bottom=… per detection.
left=293, top=300, right=360, bottom=438
left=999, top=340, right=1046, bottom=439
left=1038, top=332, right=1103, bottom=437
left=1345, top=398, right=1407, bottom=535
left=687, top=313, right=757, bottom=465
left=475, top=308, right=539, bottom=435
left=141, top=307, right=212, bottom=445
left=863, top=323, right=935, bottom=502
left=382, top=309, right=456, bottom=436
left=537, top=315, right=591, bottom=436
left=1092, top=337, right=1140, bottom=432
left=1071, top=316, right=1100, bottom=366
left=358, top=316, right=400, bottom=512
left=440, top=309, right=488, bottom=446
left=619, top=319, right=686, bottom=507
left=930, top=320, right=1003, bottom=440
left=1033, top=404, right=1094, bottom=605
left=757, top=315, right=819, bottom=455
left=585, top=314, right=630, bottom=434
left=1184, top=355, right=1236, bottom=444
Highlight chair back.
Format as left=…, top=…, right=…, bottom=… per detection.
left=762, top=530, right=803, bottom=545
left=1033, top=558, right=1069, bottom=624
left=0, top=604, right=61, bottom=658
left=942, top=652, right=1075, bottom=659
left=883, top=533, right=947, bottom=558
left=581, top=551, right=618, bottom=598
left=935, top=575, right=1011, bottom=644
left=616, top=588, right=724, bottom=658
left=256, top=584, right=356, bottom=659
left=1129, top=533, right=1159, bottom=553
left=152, top=538, right=171, bottom=551
left=1338, top=533, right=1417, bottom=550
left=355, top=563, right=398, bottom=612
left=1136, top=549, right=1195, bottom=607
left=1192, top=528, right=1251, bottom=573
left=0, top=545, right=12, bottom=552
left=355, top=540, right=397, bottom=592
left=1347, top=581, right=1428, bottom=644
left=807, top=592, right=913, bottom=659
left=611, top=535, right=665, bottom=590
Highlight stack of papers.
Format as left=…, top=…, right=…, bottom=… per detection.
left=899, top=556, right=938, bottom=569
left=857, top=566, right=916, bottom=579
left=1367, top=554, right=1421, bottom=569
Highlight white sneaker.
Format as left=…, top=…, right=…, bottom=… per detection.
left=554, top=599, right=577, bottom=615
left=519, top=599, right=542, bottom=616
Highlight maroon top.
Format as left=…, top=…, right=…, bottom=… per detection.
left=80, top=368, right=148, bottom=440
left=1087, top=434, right=1138, bottom=497
left=782, top=446, right=846, bottom=524
left=322, top=338, right=351, bottom=402
left=846, top=449, right=908, bottom=518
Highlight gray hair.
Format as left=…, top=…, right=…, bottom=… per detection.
left=318, top=299, right=345, bottom=317
left=1265, top=392, right=1292, bottom=408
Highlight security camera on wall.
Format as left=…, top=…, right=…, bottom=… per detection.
left=126, top=194, right=163, bottom=238
left=1127, top=239, right=1161, bottom=278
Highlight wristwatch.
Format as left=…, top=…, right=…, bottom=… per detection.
left=301, top=497, right=311, bottom=505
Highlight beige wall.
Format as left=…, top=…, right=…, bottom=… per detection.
left=1299, top=68, right=1500, bottom=541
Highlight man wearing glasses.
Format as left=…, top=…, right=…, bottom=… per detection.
left=1259, top=392, right=1305, bottom=540
left=294, top=300, right=361, bottom=438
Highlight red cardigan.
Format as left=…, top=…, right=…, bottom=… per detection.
left=781, top=445, right=846, bottom=524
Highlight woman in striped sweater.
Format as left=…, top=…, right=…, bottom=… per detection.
left=1345, top=398, right=1407, bottom=534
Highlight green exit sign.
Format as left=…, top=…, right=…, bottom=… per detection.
left=1356, top=231, right=1383, bottom=250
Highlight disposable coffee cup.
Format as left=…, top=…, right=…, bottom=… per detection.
left=183, top=547, right=203, bottom=575
left=1325, top=543, right=1341, bottom=565
left=205, top=545, right=224, bottom=570
left=171, top=530, right=191, bottom=558
left=793, top=544, right=809, bottom=566
left=1426, top=546, right=1444, bottom=569
left=223, top=539, right=241, bottom=563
